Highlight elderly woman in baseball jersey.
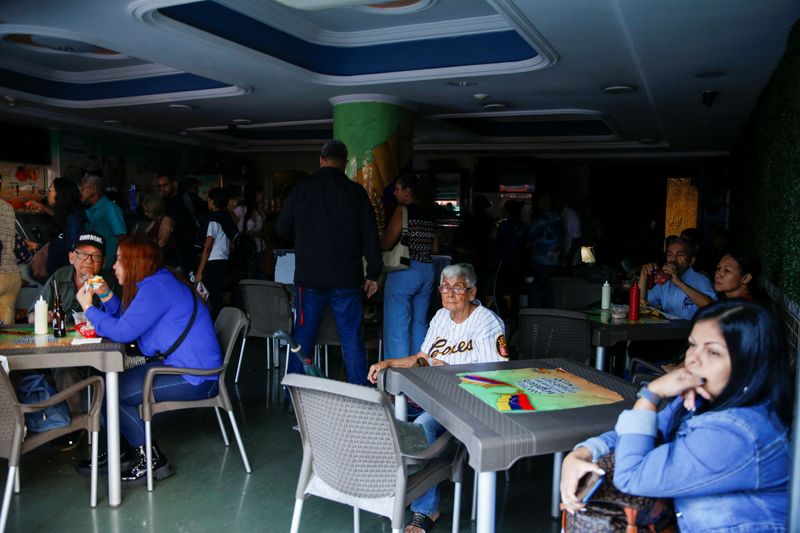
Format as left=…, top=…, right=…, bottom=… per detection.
left=369, top=263, right=508, bottom=533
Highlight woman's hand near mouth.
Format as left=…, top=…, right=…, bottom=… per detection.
left=647, top=368, right=710, bottom=411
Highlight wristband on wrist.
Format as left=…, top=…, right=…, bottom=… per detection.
left=637, top=384, right=662, bottom=407
left=96, top=289, right=111, bottom=299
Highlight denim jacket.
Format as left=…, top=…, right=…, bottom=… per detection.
left=578, top=398, right=790, bottom=532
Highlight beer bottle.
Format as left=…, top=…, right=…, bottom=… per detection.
left=52, top=291, right=67, bottom=338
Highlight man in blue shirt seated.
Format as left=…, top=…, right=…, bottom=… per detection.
left=638, top=235, right=716, bottom=320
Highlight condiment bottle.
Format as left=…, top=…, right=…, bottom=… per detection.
left=52, top=290, right=67, bottom=338
left=628, top=281, right=640, bottom=321
left=34, top=296, right=48, bottom=335
left=601, top=281, right=611, bottom=310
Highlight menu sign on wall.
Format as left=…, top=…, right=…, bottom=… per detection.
left=0, top=162, right=47, bottom=209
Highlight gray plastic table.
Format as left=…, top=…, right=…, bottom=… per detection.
left=0, top=328, right=125, bottom=507
left=585, top=309, right=692, bottom=370
left=381, top=358, right=636, bottom=533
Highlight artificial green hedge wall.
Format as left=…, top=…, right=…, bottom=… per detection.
left=734, top=20, right=800, bottom=303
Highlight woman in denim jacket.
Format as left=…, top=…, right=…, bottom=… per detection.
left=561, top=300, right=792, bottom=532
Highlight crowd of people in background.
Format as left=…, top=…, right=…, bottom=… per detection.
left=9, top=171, right=282, bottom=324
left=5, top=166, right=763, bottom=338
left=450, top=190, right=762, bottom=326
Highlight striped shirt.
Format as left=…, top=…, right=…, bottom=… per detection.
left=0, top=200, right=19, bottom=273
left=421, top=303, right=508, bottom=365
left=406, top=203, right=435, bottom=263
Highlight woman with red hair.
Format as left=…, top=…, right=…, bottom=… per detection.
left=77, top=235, right=221, bottom=488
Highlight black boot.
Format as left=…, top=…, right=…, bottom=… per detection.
left=121, top=443, right=175, bottom=489
left=76, top=439, right=135, bottom=477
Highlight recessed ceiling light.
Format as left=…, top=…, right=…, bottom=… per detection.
left=694, top=70, right=727, bottom=79
left=103, top=119, right=122, bottom=124
left=352, top=0, right=436, bottom=15
left=483, top=103, right=507, bottom=111
left=448, top=80, right=477, bottom=87
left=473, top=93, right=490, bottom=101
left=603, top=85, right=636, bottom=94
left=231, top=119, right=253, bottom=125
left=169, top=104, right=194, bottom=110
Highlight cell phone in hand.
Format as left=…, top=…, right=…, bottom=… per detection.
left=576, top=471, right=604, bottom=503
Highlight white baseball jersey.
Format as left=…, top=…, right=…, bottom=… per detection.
left=421, top=304, right=508, bottom=365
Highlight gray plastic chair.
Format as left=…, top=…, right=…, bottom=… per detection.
left=302, top=307, right=380, bottom=376
left=551, top=277, right=603, bottom=310
left=517, top=308, right=592, bottom=364
left=283, top=373, right=465, bottom=533
left=140, top=307, right=252, bottom=491
left=313, top=307, right=340, bottom=376
left=236, top=279, right=293, bottom=382
left=0, top=365, right=104, bottom=531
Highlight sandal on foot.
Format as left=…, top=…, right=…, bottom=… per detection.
left=407, top=512, right=437, bottom=533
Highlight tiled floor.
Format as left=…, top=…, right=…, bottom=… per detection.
left=3, top=338, right=562, bottom=533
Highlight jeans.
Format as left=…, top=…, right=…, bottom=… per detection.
left=290, top=286, right=368, bottom=385
left=409, top=411, right=446, bottom=517
left=383, top=260, right=435, bottom=359
left=203, top=259, right=227, bottom=320
left=118, top=361, right=219, bottom=447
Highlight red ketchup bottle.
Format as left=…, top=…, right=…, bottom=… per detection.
left=628, top=281, right=640, bottom=321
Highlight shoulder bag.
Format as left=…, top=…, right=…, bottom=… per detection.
left=562, top=452, right=677, bottom=533
left=382, top=205, right=410, bottom=273
left=124, top=287, right=198, bottom=369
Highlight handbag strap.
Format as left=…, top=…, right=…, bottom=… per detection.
left=399, top=204, right=408, bottom=245
left=158, top=285, right=198, bottom=358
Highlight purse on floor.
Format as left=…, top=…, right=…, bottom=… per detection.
left=562, top=452, right=677, bottom=533
left=382, top=205, right=409, bottom=273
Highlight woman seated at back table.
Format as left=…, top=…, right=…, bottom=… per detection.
left=713, top=249, right=760, bottom=301
left=76, top=235, right=222, bottom=488
left=560, top=299, right=792, bottom=532
left=369, top=263, right=508, bottom=533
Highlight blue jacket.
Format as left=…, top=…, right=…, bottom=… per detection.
left=86, top=268, right=221, bottom=385
left=578, top=398, right=790, bottom=532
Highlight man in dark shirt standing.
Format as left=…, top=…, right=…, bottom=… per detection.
left=276, top=140, right=382, bottom=386
left=157, top=173, right=197, bottom=274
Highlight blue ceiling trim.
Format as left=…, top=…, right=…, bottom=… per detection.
left=445, top=118, right=613, bottom=137
left=0, top=68, right=230, bottom=100
left=207, top=128, right=333, bottom=141
left=158, top=2, right=537, bottom=76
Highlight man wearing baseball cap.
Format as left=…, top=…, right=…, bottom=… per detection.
left=27, top=231, right=119, bottom=324
left=27, top=231, right=120, bottom=451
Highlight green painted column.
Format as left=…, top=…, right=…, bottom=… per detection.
left=330, top=95, right=415, bottom=232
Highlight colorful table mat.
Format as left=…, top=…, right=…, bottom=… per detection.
left=458, top=367, right=624, bottom=413
left=0, top=325, right=78, bottom=350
